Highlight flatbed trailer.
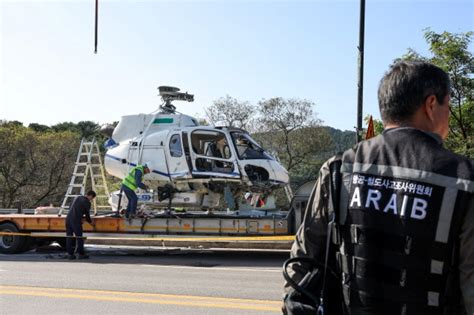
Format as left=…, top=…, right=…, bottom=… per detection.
left=0, top=212, right=295, bottom=254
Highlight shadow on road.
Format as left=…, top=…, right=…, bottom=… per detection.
left=0, top=244, right=290, bottom=269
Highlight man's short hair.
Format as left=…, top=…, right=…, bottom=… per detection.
left=378, top=61, right=451, bottom=125
left=86, top=190, right=97, bottom=198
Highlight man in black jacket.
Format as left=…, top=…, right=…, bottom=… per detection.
left=284, top=61, right=473, bottom=314
left=66, top=190, right=96, bottom=260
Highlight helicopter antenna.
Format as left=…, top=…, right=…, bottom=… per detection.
left=158, top=86, right=194, bottom=114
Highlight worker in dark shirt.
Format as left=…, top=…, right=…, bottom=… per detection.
left=66, top=190, right=96, bottom=260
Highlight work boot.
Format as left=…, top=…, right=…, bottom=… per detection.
left=77, top=254, right=90, bottom=260
left=67, top=255, right=76, bottom=260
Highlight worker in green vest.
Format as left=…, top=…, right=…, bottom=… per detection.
left=121, top=163, right=150, bottom=218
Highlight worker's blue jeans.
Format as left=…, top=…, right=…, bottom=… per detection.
left=66, top=218, right=85, bottom=256
left=122, top=185, right=138, bottom=217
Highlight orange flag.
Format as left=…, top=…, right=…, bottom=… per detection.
left=366, top=115, right=375, bottom=140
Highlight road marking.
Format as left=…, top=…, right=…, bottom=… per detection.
left=139, top=264, right=281, bottom=273
left=0, top=232, right=295, bottom=242
left=0, top=285, right=281, bottom=312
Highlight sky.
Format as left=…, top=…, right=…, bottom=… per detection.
left=0, top=0, right=472, bottom=132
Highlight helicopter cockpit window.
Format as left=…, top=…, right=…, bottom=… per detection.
left=191, top=130, right=231, bottom=158
left=231, top=132, right=271, bottom=160
left=191, top=130, right=233, bottom=173
left=169, top=134, right=183, bottom=157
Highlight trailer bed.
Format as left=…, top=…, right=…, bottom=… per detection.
left=0, top=213, right=291, bottom=253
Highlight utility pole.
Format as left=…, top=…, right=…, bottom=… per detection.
left=356, top=0, right=366, bottom=142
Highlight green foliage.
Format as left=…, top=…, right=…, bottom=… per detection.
left=445, top=99, right=474, bottom=157
left=256, top=97, right=330, bottom=172
left=399, top=30, right=474, bottom=158
left=362, top=115, right=384, bottom=138
left=323, top=127, right=356, bottom=152
left=0, top=124, right=80, bottom=208
left=0, top=119, right=112, bottom=208
left=28, top=123, right=50, bottom=132
left=288, top=156, right=326, bottom=190
left=51, top=120, right=102, bottom=140
left=51, top=121, right=79, bottom=133
left=0, top=120, right=23, bottom=127
left=77, top=121, right=100, bottom=139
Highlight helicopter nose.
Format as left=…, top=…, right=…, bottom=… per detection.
left=268, top=160, right=289, bottom=184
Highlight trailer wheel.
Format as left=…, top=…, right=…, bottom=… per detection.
left=0, top=222, right=27, bottom=254
left=22, top=237, right=37, bottom=252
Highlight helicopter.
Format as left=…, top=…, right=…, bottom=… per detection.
left=102, top=86, right=289, bottom=211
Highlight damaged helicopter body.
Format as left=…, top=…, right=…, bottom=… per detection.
left=103, top=87, right=289, bottom=210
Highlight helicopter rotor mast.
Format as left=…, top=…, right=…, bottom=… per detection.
left=158, top=86, right=194, bottom=114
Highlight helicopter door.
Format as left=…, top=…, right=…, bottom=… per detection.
left=188, top=129, right=240, bottom=179
left=181, top=132, right=194, bottom=172
left=165, top=132, right=192, bottom=179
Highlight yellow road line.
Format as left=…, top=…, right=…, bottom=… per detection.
left=0, top=285, right=281, bottom=304
left=0, top=286, right=281, bottom=312
left=0, top=232, right=295, bottom=241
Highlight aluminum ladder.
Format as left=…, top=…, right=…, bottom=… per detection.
left=59, top=138, right=110, bottom=215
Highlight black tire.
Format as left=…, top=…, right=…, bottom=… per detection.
left=0, top=222, right=27, bottom=254
left=22, top=237, right=37, bottom=252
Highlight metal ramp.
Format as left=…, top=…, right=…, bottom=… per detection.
left=59, top=138, right=110, bottom=215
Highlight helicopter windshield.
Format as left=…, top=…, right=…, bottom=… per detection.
left=230, top=132, right=272, bottom=160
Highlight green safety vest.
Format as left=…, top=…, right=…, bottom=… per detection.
left=121, top=165, right=145, bottom=191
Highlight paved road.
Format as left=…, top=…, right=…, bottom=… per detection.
left=0, top=245, right=289, bottom=314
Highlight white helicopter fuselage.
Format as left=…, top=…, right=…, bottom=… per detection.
left=104, top=112, right=289, bottom=196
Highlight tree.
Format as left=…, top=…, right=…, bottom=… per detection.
left=52, top=121, right=100, bottom=139
left=399, top=30, right=473, bottom=158
left=205, top=95, right=255, bottom=130
left=0, top=124, right=80, bottom=208
left=51, top=122, right=79, bottom=133
left=323, top=127, right=356, bottom=152
left=77, top=121, right=100, bottom=139
left=28, top=123, right=50, bottom=132
left=254, top=97, right=332, bottom=173
left=0, top=120, right=23, bottom=127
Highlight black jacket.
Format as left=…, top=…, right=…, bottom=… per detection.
left=285, top=128, right=474, bottom=315
left=66, top=196, right=92, bottom=224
